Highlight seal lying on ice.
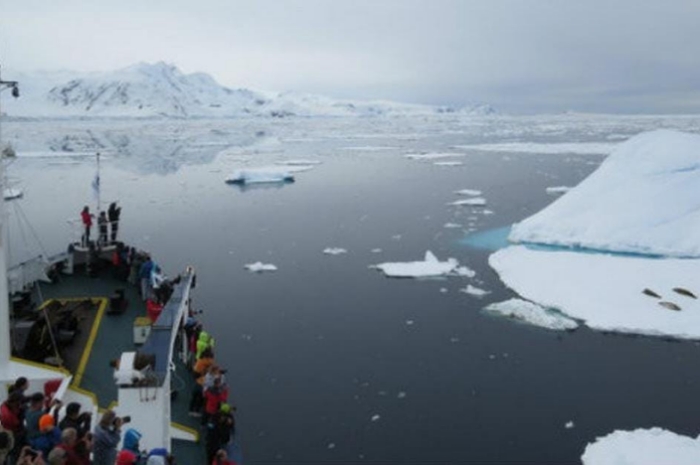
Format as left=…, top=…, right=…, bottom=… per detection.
left=673, top=287, right=697, bottom=299
left=658, top=301, right=681, bottom=311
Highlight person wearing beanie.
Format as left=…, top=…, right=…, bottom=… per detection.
left=30, top=413, right=61, bottom=458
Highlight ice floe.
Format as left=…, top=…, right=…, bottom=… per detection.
left=405, top=152, right=464, bottom=160
left=448, top=198, right=487, bottom=207
left=323, top=247, right=347, bottom=255
left=510, top=130, right=700, bottom=258
left=454, top=142, right=617, bottom=155
left=372, top=251, right=460, bottom=278
left=490, top=246, right=700, bottom=338
left=483, top=297, right=579, bottom=331
left=444, top=223, right=462, bottom=229
left=434, top=161, right=463, bottom=167
left=455, top=189, right=482, bottom=196
left=226, top=167, right=295, bottom=185
left=545, top=186, right=571, bottom=195
left=275, top=159, right=322, bottom=166
left=459, top=285, right=491, bottom=297
left=3, top=188, right=23, bottom=200
left=244, top=262, right=278, bottom=273
left=581, top=428, right=700, bottom=465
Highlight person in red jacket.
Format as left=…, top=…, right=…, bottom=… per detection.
left=202, top=377, right=228, bottom=427
left=0, top=392, right=23, bottom=435
left=80, top=206, right=93, bottom=246
left=212, top=448, right=237, bottom=465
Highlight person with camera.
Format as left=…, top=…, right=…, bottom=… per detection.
left=57, top=403, right=91, bottom=439
left=92, top=410, right=128, bottom=465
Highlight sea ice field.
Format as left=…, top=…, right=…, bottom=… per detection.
left=5, top=113, right=700, bottom=463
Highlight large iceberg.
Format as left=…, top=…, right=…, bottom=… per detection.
left=510, top=130, right=700, bottom=258
left=489, top=246, right=700, bottom=339
left=582, top=428, right=700, bottom=465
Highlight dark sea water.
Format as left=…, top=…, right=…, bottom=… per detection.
left=6, top=115, right=700, bottom=464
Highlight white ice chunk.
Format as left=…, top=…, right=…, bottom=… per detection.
left=405, top=152, right=464, bottom=160
left=370, top=414, right=381, bottom=422
left=244, top=262, right=278, bottom=273
left=434, top=161, right=463, bottom=167
left=581, top=428, right=700, bottom=465
left=323, top=247, right=348, bottom=255
left=484, top=297, right=579, bottom=331
left=455, top=189, right=482, bottom=196
left=510, top=130, right=700, bottom=257
left=545, top=186, right=571, bottom=195
left=490, top=246, right=700, bottom=339
left=448, top=198, right=487, bottom=207
left=276, top=159, right=322, bottom=166
left=3, top=188, right=23, bottom=200
left=226, top=166, right=295, bottom=184
left=454, top=266, right=476, bottom=278
left=444, top=223, right=462, bottom=229
left=460, top=285, right=491, bottom=297
left=373, top=251, right=459, bottom=278
left=565, top=421, right=575, bottom=429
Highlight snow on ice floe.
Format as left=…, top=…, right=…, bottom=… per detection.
left=545, top=186, right=571, bottom=195
left=444, top=223, right=462, bottom=229
left=510, top=130, right=700, bottom=257
left=459, top=285, right=491, bottom=298
left=453, top=142, right=617, bottom=155
left=455, top=189, right=482, bottom=196
left=581, top=428, right=700, bottom=465
left=448, top=198, right=487, bottom=207
left=434, top=161, right=463, bottom=167
left=323, top=248, right=347, bottom=255
left=3, top=188, right=23, bottom=200
left=372, top=251, right=463, bottom=278
left=483, top=298, right=578, bottom=331
left=490, top=246, right=700, bottom=339
left=225, top=164, right=313, bottom=185
left=244, top=262, right=278, bottom=273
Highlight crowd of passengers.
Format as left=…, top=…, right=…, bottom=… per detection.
left=1, top=267, right=239, bottom=464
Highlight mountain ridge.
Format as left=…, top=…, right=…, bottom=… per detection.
left=1, top=62, right=496, bottom=118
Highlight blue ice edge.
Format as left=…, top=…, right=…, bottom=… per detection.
left=460, top=225, right=668, bottom=259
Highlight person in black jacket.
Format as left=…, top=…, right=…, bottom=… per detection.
left=108, top=202, right=122, bottom=243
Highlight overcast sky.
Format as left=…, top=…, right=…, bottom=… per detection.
left=2, top=0, right=699, bottom=113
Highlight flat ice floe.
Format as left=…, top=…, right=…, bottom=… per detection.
left=323, top=247, right=347, bottom=255
left=244, top=262, right=278, bottom=272
left=581, top=428, right=700, bottom=465
left=459, top=284, right=491, bottom=298
left=453, top=142, right=617, bottom=155
left=545, top=186, right=571, bottom=195
left=490, top=246, right=700, bottom=339
left=405, top=152, right=464, bottom=160
left=448, top=198, right=487, bottom=207
left=275, top=159, right=322, bottom=166
left=434, top=161, right=463, bottom=167
left=455, top=189, right=482, bottom=196
left=484, top=298, right=578, bottom=331
left=225, top=164, right=313, bottom=185
left=510, top=130, right=700, bottom=257
left=372, top=251, right=460, bottom=278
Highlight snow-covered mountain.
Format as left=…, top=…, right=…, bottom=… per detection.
left=1, top=62, right=495, bottom=118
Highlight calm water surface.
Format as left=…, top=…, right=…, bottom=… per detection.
left=6, top=115, right=700, bottom=464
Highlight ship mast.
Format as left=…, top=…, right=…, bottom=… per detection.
left=0, top=66, right=19, bottom=374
